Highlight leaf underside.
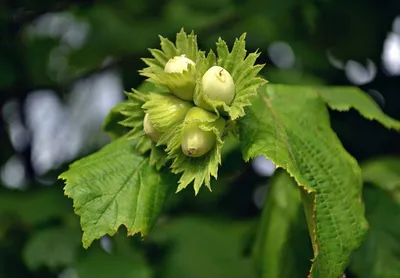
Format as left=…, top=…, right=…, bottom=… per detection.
left=59, top=139, right=174, bottom=248
left=240, top=84, right=369, bottom=278
left=316, top=86, right=400, bottom=131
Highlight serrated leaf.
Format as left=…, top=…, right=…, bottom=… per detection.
left=59, top=138, right=175, bottom=248
left=119, top=90, right=147, bottom=141
left=316, top=86, right=400, bottom=130
left=361, top=156, right=400, bottom=204
left=194, top=35, right=267, bottom=120
left=349, top=186, right=400, bottom=278
left=149, top=144, right=169, bottom=170
left=239, top=84, right=368, bottom=278
left=253, top=170, right=313, bottom=278
left=23, top=227, right=81, bottom=270
left=175, top=30, right=198, bottom=61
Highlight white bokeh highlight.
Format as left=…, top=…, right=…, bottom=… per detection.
left=382, top=32, right=400, bottom=76
left=344, top=59, right=376, bottom=85
left=268, top=42, right=296, bottom=69
left=24, top=70, right=123, bottom=175
left=1, top=155, right=26, bottom=189
left=252, top=156, right=276, bottom=177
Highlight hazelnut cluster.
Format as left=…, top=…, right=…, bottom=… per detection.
left=119, top=29, right=266, bottom=192
left=143, top=54, right=235, bottom=158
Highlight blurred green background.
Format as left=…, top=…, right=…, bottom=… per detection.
left=1, top=0, right=400, bottom=277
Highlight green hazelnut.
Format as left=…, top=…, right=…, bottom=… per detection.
left=200, top=66, right=235, bottom=106
left=143, top=113, right=161, bottom=142
left=142, top=93, right=193, bottom=133
left=164, top=55, right=195, bottom=74
left=181, top=124, right=215, bottom=157
left=164, top=55, right=196, bottom=101
left=180, top=107, right=225, bottom=158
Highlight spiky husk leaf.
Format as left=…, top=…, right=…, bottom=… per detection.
left=142, top=92, right=193, bottom=133
left=117, top=89, right=168, bottom=170
left=139, top=29, right=199, bottom=100
left=157, top=109, right=226, bottom=194
left=194, top=34, right=267, bottom=120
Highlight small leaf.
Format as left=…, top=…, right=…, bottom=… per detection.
left=59, top=138, right=175, bottom=248
left=23, top=227, right=81, bottom=270
left=253, top=170, right=313, bottom=278
left=316, top=86, right=400, bottom=130
left=349, top=186, right=400, bottom=278
left=240, top=84, right=368, bottom=278
left=175, top=29, right=198, bottom=61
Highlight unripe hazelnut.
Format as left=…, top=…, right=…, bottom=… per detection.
left=164, top=55, right=196, bottom=101
left=142, top=93, right=193, bottom=133
left=181, top=124, right=215, bottom=157
left=201, top=66, right=235, bottom=105
left=143, top=113, right=161, bottom=142
left=164, top=55, right=195, bottom=74
left=180, top=107, right=225, bottom=158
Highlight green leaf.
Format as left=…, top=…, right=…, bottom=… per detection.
left=316, top=86, right=400, bottom=130
left=253, top=170, right=313, bottom=278
left=361, top=156, right=400, bottom=204
left=150, top=217, right=256, bottom=278
left=239, top=84, right=368, bottom=278
left=22, top=227, right=81, bottom=270
left=349, top=186, right=400, bottom=278
left=59, top=138, right=175, bottom=248
left=77, top=240, right=151, bottom=278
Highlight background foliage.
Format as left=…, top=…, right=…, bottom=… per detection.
left=1, top=0, right=400, bottom=277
